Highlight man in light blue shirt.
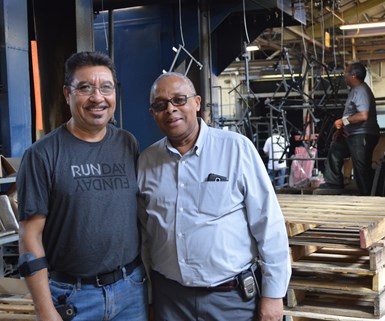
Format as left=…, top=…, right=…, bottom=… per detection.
left=138, top=72, right=291, bottom=321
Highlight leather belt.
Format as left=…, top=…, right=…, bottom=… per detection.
left=49, top=256, right=141, bottom=287
left=201, top=278, right=239, bottom=292
left=200, top=263, right=258, bottom=292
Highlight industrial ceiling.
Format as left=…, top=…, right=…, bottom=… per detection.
left=92, top=0, right=385, bottom=78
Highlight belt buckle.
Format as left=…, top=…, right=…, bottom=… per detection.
left=96, top=275, right=104, bottom=287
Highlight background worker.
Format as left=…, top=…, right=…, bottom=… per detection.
left=17, top=51, right=148, bottom=321
left=263, top=131, right=289, bottom=188
left=319, top=62, right=380, bottom=195
left=138, top=72, right=291, bottom=321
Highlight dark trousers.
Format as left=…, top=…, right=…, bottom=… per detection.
left=151, top=270, right=258, bottom=321
left=324, top=134, right=379, bottom=195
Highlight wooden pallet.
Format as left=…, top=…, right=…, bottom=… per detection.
left=278, top=194, right=385, bottom=248
left=287, top=279, right=385, bottom=317
left=285, top=245, right=385, bottom=319
left=285, top=312, right=385, bottom=321
left=279, top=194, right=385, bottom=320
left=290, top=244, right=385, bottom=292
left=0, top=294, right=35, bottom=320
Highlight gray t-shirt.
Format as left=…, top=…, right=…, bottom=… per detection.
left=343, top=82, right=379, bottom=136
left=17, top=123, right=140, bottom=277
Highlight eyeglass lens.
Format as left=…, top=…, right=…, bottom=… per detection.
left=70, top=83, right=115, bottom=96
left=150, top=95, right=195, bottom=112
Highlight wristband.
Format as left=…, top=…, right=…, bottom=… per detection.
left=18, top=252, right=48, bottom=277
left=342, top=116, right=350, bottom=126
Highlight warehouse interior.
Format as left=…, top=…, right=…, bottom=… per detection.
left=1, top=0, right=385, bottom=319
left=1, top=0, right=385, bottom=185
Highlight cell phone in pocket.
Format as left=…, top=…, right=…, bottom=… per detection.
left=207, top=173, right=228, bottom=181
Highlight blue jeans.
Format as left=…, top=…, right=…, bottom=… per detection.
left=268, top=168, right=286, bottom=187
left=49, top=265, right=148, bottom=321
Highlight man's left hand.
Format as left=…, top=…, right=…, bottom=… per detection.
left=334, top=119, right=343, bottom=129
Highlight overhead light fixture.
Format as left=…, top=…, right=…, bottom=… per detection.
left=340, top=21, right=385, bottom=30
left=246, top=44, right=260, bottom=52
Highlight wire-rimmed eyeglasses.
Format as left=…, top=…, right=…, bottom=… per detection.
left=68, top=83, right=115, bottom=96
left=150, top=94, right=196, bottom=112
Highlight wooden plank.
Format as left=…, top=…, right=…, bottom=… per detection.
left=291, top=261, right=372, bottom=275
left=362, top=220, right=385, bottom=249
left=0, top=303, right=34, bottom=312
left=289, top=240, right=359, bottom=248
left=0, top=315, right=35, bottom=320
left=371, top=245, right=385, bottom=271
left=278, top=194, right=385, bottom=248
left=286, top=289, right=385, bottom=318
left=278, top=194, right=385, bottom=204
left=0, top=297, right=33, bottom=305
left=0, top=294, right=35, bottom=320
left=289, top=275, right=376, bottom=295
left=289, top=227, right=361, bottom=247
left=286, top=222, right=318, bottom=238
left=290, top=244, right=321, bottom=262
left=285, top=309, right=385, bottom=321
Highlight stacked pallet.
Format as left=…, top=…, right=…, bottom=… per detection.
left=278, top=194, right=385, bottom=321
left=0, top=294, right=34, bottom=320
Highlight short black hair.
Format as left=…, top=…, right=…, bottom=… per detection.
left=64, top=51, right=117, bottom=86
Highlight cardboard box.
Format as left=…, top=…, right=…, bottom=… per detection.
left=0, top=156, right=20, bottom=197
left=0, top=156, right=19, bottom=178
left=0, top=195, right=18, bottom=231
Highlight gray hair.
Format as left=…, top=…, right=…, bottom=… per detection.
left=348, top=62, right=367, bottom=82
left=150, top=72, right=196, bottom=102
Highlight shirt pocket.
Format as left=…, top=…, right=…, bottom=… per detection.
left=198, top=181, right=232, bottom=216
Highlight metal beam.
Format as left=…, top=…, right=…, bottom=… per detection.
left=285, top=26, right=328, bottom=50
left=309, top=0, right=385, bottom=37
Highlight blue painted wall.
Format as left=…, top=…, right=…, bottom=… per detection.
left=94, top=4, right=239, bottom=150
left=95, top=6, right=176, bottom=150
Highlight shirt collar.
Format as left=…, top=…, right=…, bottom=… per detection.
left=164, top=117, right=208, bottom=157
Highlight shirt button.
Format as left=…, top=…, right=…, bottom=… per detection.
left=180, top=207, right=184, bottom=212
left=185, top=281, right=190, bottom=285
left=178, top=233, right=183, bottom=237
left=180, top=183, right=185, bottom=187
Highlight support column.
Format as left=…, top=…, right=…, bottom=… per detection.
left=198, top=0, right=212, bottom=124
left=0, top=0, right=31, bottom=157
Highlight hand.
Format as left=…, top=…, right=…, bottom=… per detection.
left=36, top=308, right=63, bottom=321
left=334, top=119, right=343, bottom=129
left=258, top=297, right=283, bottom=321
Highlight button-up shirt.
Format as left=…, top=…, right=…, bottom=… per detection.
left=138, top=118, right=291, bottom=298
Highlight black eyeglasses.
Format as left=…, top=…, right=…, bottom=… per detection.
left=68, top=83, right=115, bottom=96
left=150, top=94, right=196, bottom=112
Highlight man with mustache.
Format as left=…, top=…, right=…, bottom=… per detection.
left=17, top=51, right=148, bottom=321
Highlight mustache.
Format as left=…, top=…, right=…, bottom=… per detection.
left=84, top=104, right=110, bottom=110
